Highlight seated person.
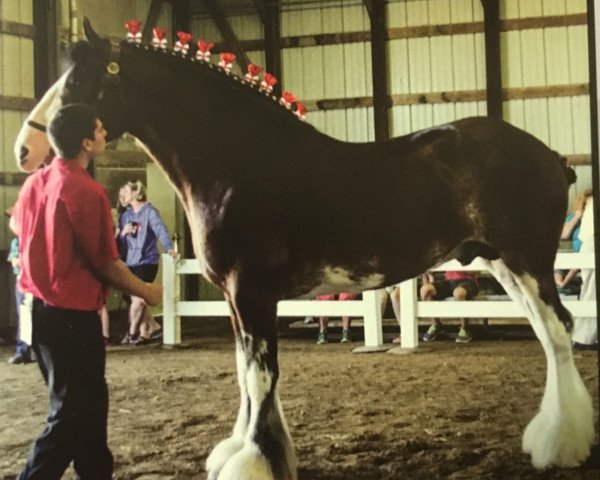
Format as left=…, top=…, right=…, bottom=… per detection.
left=316, top=293, right=357, bottom=344
left=555, top=189, right=593, bottom=294
left=421, top=271, right=479, bottom=343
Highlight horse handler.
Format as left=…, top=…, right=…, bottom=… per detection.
left=11, top=103, right=162, bottom=480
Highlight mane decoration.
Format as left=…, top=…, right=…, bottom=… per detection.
left=123, top=19, right=307, bottom=121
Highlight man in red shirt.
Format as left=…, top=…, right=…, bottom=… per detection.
left=12, top=103, right=162, bottom=480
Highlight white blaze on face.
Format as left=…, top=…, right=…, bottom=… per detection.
left=14, top=70, right=70, bottom=171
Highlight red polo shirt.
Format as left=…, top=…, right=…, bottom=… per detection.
left=14, top=158, right=119, bottom=311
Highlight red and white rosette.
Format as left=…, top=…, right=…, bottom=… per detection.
left=244, top=64, right=263, bottom=83
left=219, top=53, right=236, bottom=73
left=125, top=20, right=142, bottom=44
left=294, top=102, right=307, bottom=121
left=260, top=73, right=278, bottom=93
left=196, top=40, right=214, bottom=61
left=174, top=32, right=192, bottom=55
left=152, top=28, right=168, bottom=49
left=279, top=91, right=297, bottom=109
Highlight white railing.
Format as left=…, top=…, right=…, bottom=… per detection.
left=161, top=252, right=597, bottom=350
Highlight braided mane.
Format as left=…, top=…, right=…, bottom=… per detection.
left=118, top=41, right=309, bottom=124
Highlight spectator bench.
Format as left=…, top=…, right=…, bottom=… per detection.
left=161, top=252, right=596, bottom=351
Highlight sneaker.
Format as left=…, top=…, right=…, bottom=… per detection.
left=340, top=329, right=351, bottom=343
left=8, top=354, right=34, bottom=365
left=456, top=327, right=472, bottom=343
left=423, top=323, right=444, bottom=342
left=316, top=331, right=328, bottom=345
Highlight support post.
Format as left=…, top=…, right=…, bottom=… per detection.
left=264, top=0, right=282, bottom=97
left=481, top=0, right=502, bottom=119
left=368, top=0, right=390, bottom=141
left=33, top=0, right=58, bottom=99
left=399, top=279, right=418, bottom=349
left=162, top=253, right=181, bottom=346
left=353, top=290, right=389, bottom=353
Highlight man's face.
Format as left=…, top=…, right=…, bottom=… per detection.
left=88, top=119, right=107, bottom=157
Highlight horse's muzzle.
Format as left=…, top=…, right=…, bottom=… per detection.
left=19, top=146, right=29, bottom=165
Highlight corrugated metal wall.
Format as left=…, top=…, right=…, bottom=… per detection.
left=0, top=1, right=33, bottom=248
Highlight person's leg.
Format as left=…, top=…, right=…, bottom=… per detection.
left=128, top=295, right=145, bottom=335
left=390, top=287, right=401, bottom=343
left=337, top=293, right=357, bottom=342
left=454, top=283, right=475, bottom=343
left=139, top=308, right=162, bottom=340
left=421, top=282, right=445, bottom=341
left=317, top=316, right=328, bottom=344
left=379, top=289, right=389, bottom=318
left=17, top=302, right=112, bottom=480
left=11, top=287, right=34, bottom=363
left=340, top=316, right=351, bottom=343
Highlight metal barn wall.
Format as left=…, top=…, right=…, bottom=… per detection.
left=0, top=0, right=33, bottom=250
left=0, top=0, right=34, bottom=329
left=501, top=0, right=591, bottom=201
left=388, top=0, right=487, bottom=135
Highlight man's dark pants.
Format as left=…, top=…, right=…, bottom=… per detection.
left=17, top=299, right=113, bottom=480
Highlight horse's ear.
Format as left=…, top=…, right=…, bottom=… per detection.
left=83, top=17, right=107, bottom=50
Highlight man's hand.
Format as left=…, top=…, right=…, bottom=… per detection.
left=144, top=283, right=163, bottom=306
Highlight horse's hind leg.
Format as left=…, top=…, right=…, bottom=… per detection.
left=485, top=258, right=594, bottom=468
left=206, top=284, right=297, bottom=480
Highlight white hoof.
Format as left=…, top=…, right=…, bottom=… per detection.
left=523, top=390, right=594, bottom=468
left=217, top=444, right=274, bottom=480
left=206, top=436, right=245, bottom=480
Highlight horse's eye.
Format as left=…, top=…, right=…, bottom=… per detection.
left=67, top=76, right=82, bottom=87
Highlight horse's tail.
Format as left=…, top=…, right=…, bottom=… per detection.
left=555, top=151, right=576, bottom=185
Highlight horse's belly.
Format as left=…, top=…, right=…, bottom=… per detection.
left=299, top=266, right=385, bottom=299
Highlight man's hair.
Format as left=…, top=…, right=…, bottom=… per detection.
left=127, top=180, right=147, bottom=202
left=48, top=103, right=98, bottom=159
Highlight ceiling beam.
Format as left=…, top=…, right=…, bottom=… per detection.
left=201, top=0, right=250, bottom=73
left=142, top=0, right=166, bottom=43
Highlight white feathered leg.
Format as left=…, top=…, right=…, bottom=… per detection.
left=206, top=342, right=249, bottom=480
left=487, top=260, right=594, bottom=468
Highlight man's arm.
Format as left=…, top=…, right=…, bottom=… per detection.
left=97, top=259, right=162, bottom=306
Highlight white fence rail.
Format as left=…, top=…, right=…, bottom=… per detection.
left=161, top=252, right=597, bottom=350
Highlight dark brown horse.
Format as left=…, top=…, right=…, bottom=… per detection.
left=15, top=19, right=594, bottom=480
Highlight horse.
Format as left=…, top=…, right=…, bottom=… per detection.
left=14, top=18, right=594, bottom=480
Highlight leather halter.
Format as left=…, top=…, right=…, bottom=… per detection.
left=27, top=120, right=47, bottom=132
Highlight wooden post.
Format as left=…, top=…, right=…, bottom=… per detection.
left=142, top=0, right=165, bottom=43
left=171, top=0, right=191, bottom=40
left=481, top=0, right=502, bottom=119
left=264, top=0, right=282, bottom=97
left=353, top=290, right=389, bottom=353
left=162, top=253, right=181, bottom=346
left=368, top=0, right=390, bottom=142
left=399, top=279, right=418, bottom=349
left=585, top=0, right=600, bottom=409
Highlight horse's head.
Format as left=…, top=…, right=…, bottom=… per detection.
left=15, top=19, right=123, bottom=171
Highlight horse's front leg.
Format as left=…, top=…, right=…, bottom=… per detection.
left=205, top=337, right=250, bottom=479
left=206, top=287, right=297, bottom=480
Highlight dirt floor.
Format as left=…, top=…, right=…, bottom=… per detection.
left=0, top=318, right=599, bottom=480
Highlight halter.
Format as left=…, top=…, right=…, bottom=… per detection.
left=26, top=48, right=122, bottom=134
